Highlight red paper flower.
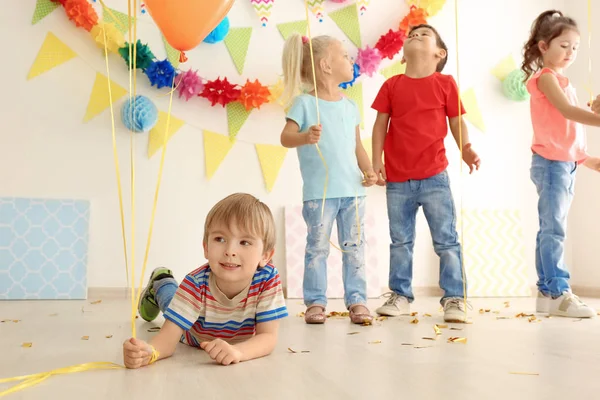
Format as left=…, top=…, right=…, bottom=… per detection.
left=399, top=6, right=428, bottom=32
left=64, top=0, right=99, bottom=32
left=375, top=29, right=406, bottom=60
left=237, top=79, right=271, bottom=111
left=200, top=77, right=241, bottom=107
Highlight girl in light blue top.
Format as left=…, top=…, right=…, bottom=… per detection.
left=280, top=33, right=377, bottom=325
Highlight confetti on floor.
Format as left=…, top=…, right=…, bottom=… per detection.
left=410, top=318, right=419, bottom=324
left=515, top=313, right=534, bottom=318
left=504, top=301, right=510, bottom=308
left=327, top=311, right=350, bottom=318
left=105, top=335, right=113, bottom=339
left=401, top=343, right=413, bottom=346
left=423, top=313, right=432, bottom=317
left=90, top=300, right=102, bottom=305
left=148, top=327, right=161, bottom=332
left=296, top=312, right=305, bottom=317
left=496, top=316, right=511, bottom=320
left=287, top=348, right=310, bottom=353
left=436, top=324, right=448, bottom=329
left=434, top=325, right=442, bottom=335
left=414, top=346, right=432, bottom=349
left=450, top=327, right=463, bottom=331
left=81, top=336, right=89, bottom=340
left=447, top=337, right=467, bottom=344
left=422, top=337, right=437, bottom=341
left=368, top=340, right=382, bottom=344
left=49, top=313, right=59, bottom=317
left=22, top=342, right=32, bottom=348
left=347, top=332, right=360, bottom=335
left=410, top=312, right=418, bottom=317
left=509, top=372, right=539, bottom=376
left=375, top=316, right=388, bottom=322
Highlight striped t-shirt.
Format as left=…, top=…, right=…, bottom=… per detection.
left=164, top=263, right=288, bottom=347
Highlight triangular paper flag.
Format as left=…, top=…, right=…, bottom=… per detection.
left=361, top=138, right=372, bottom=161
left=224, top=27, right=252, bottom=75
left=27, top=32, right=77, bottom=80
left=357, top=0, right=371, bottom=15
left=491, top=54, right=517, bottom=81
left=162, top=36, right=180, bottom=69
left=255, top=144, right=288, bottom=192
left=103, top=8, right=135, bottom=34
left=380, top=61, right=406, bottom=79
left=147, top=111, right=186, bottom=158
left=32, top=0, right=60, bottom=25
left=329, top=4, right=362, bottom=48
left=250, top=0, right=275, bottom=26
left=204, top=131, right=235, bottom=179
left=277, top=20, right=308, bottom=40
left=83, top=72, right=128, bottom=122
left=227, top=102, right=252, bottom=142
left=306, top=0, right=325, bottom=22
left=461, top=88, right=486, bottom=132
left=343, top=83, right=364, bottom=129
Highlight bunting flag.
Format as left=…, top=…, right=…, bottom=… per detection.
left=357, top=0, right=371, bottom=15
left=204, top=131, right=235, bottom=179
left=103, top=8, right=136, bottom=34
left=461, top=88, right=486, bottom=133
left=227, top=102, right=252, bottom=142
left=407, top=0, right=446, bottom=17
left=83, top=72, right=128, bottom=122
left=380, top=60, right=406, bottom=79
left=306, top=0, right=325, bottom=22
left=27, top=32, right=77, bottom=80
left=343, top=82, right=364, bottom=129
left=491, top=54, right=517, bottom=81
left=162, top=35, right=180, bottom=69
left=250, top=0, right=275, bottom=27
left=224, top=28, right=253, bottom=75
left=361, top=138, right=372, bottom=161
left=276, top=20, right=308, bottom=41
left=255, top=144, right=288, bottom=192
left=32, top=0, right=60, bottom=25
left=147, top=111, right=186, bottom=158
left=329, top=4, right=362, bottom=48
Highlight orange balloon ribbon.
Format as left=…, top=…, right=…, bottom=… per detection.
left=145, top=0, right=234, bottom=60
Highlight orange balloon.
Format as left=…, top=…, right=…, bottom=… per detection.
left=145, top=0, right=234, bottom=52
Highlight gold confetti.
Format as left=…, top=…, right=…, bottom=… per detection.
left=509, top=372, right=539, bottom=376
left=434, top=325, right=442, bottom=335
left=376, top=316, right=388, bottom=322
left=368, top=340, right=382, bottom=344
left=496, top=316, right=511, bottom=320
left=436, top=324, right=448, bottom=329
left=450, top=327, right=463, bottom=331
left=347, top=332, right=360, bottom=335
left=545, top=316, right=553, bottom=319
left=414, top=346, right=432, bottom=349
left=287, top=347, right=310, bottom=353
left=422, top=337, right=437, bottom=341
left=296, top=312, right=305, bottom=317
left=12, top=320, right=21, bottom=323
left=105, top=335, right=113, bottom=339
left=528, top=316, right=540, bottom=323
left=423, top=313, right=432, bottom=317
left=90, top=300, right=102, bottom=305
left=148, top=327, right=161, bottom=332
left=81, top=336, right=89, bottom=340
left=22, top=342, right=32, bottom=348
left=504, top=301, right=510, bottom=308
left=573, top=318, right=584, bottom=322
left=410, top=318, right=419, bottom=324
left=410, top=312, right=418, bottom=317
left=515, top=313, right=534, bottom=318
left=401, top=343, right=413, bottom=346
left=362, top=320, right=372, bottom=326
left=479, top=309, right=485, bottom=314
left=447, top=337, right=467, bottom=344
left=493, top=311, right=500, bottom=314
left=49, top=313, right=58, bottom=317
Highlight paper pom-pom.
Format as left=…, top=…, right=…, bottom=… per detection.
left=268, top=78, right=285, bottom=105
left=144, top=59, right=176, bottom=89
left=356, top=46, right=382, bottom=77
left=90, top=23, right=125, bottom=54
left=63, top=0, right=98, bottom=32
left=375, top=30, right=406, bottom=60
left=200, top=77, right=241, bottom=107
left=174, top=70, right=204, bottom=101
left=118, top=40, right=155, bottom=70
left=399, top=6, right=428, bottom=32
left=339, top=63, right=361, bottom=89
left=121, top=95, right=158, bottom=133
left=204, top=16, right=230, bottom=44
left=502, top=69, right=530, bottom=102
left=238, top=79, right=271, bottom=111
left=407, top=0, right=446, bottom=17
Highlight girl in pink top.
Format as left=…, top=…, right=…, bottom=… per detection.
left=522, top=10, right=600, bottom=318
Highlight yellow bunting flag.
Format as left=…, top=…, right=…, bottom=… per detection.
left=227, top=102, right=252, bottom=142
left=83, top=73, right=127, bottom=122
left=380, top=61, right=406, bottom=79
left=491, top=54, right=517, bottom=81
left=461, top=88, right=486, bottom=133
left=147, top=111, right=186, bottom=158
left=329, top=4, right=362, bottom=48
left=276, top=20, right=308, bottom=41
left=203, top=131, right=235, bottom=179
left=224, top=28, right=253, bottom=75
left=27, top=32, right=77, bottom=80
left=255, top=144, right=288, bottom=192
left=343, top=82, right=364, bottom=129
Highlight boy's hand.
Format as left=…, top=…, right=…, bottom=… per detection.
left=200, top=339, right=242, bottom=366
left=372, top=161, right=387, bottom=186
left=123, top=338, right=152, bottom=369
left=305, top=125, right=322, bottom=145
left=362, top=170, right=378, bottom=187
left=583, top=156, right=600, bottom=172
left=462, top=146, right=481, bottom=174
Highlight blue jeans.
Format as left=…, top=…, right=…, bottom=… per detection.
left=386, top=170, right=465, bottom=302
left=302, top=196, right=367, bottom=309
left=154, top=277, right=178, bottom=313
left=530, top=154, right=575, bottom=297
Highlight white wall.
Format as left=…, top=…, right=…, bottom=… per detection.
left=0, top=0, right=574, bottom=294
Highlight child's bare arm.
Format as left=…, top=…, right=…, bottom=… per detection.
left=122, top=320, right=183, bottom=369
left=355, top=127, right=377, bottom=186
left=281, top=120, right=321, bottom=148
left=539, top=74, right=600, bottom=127
left=449, top=116, right=481, bottom=174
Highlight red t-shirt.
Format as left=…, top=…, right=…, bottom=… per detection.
left=371, top=73, right=465, bottom=182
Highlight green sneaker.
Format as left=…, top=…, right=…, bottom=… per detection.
left=138, top=267, right=173, bottom=322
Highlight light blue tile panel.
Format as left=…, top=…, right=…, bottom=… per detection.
left=0, top=198, right=90, bottom=299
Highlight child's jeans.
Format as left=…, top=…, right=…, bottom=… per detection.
left=154, top=277, right=178, bottom=312
left=386, top=170, right=465, bottom=302
left=302, top=196, right=367, bottom=309
left=530, top=153, right=575, bottom=297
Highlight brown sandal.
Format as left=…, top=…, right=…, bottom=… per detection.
left=349, top=304, right=373, bottom=325
left=304, top=305, right=326, bottom=324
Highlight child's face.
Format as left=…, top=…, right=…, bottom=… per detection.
left=322, top=39, right=354, bottom=83
left=540, top=29, right=579, bottom=70
left=203, top=221, right=273, bottom=287
left=403, top=27, right=446, bottom=66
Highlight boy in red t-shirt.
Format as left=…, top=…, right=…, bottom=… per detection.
left=370, top=24, right=481, bottom=323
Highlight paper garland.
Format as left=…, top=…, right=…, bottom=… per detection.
left=329, top=4, right=362, bottom=48
left=147, top=111, right=186, bottom=157
left=491, top=54, right=517, bottom=81
left=250, top=0, right=275, bottom=27
left=380, top=60, right=406, bottom=79
left=83, top=72, right=128, bottom=122
left=204, top=130, right=236, bottom=179
left=227, top=102, right=252, bottom=141
left=276, top=20, right=308, bottom=41
left=27, top=32, right=77, bottom=80
left=103, top=8, right=135, bottom=34
left=461, top=88, right=486, bottom=133
left=224, top=28, right=253, bottom=75
left=162, top=36, right=180, bottom=69
left=255, top=144, right=288, bottom=192
left=306, top=0, right=326, bottom=22
left=32, top=0, right=60, bottom=25
left=343, top=83, right=364, bottom=129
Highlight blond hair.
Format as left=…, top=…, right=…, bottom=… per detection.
left=203, top=193, right=276, bottom=253
left=281, top=33, right=334, bottom=106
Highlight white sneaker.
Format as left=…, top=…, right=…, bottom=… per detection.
left=442, top=297, right=468, bottom=323
left=549, top=292, right=596, bottom=318
left=375, top=292, right=410, bottom=316
left=536, top=291, right=550, bottom=313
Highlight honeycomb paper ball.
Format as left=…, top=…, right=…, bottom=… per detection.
left=204, top=16, right=230, bottom=44
left=503, top=69, right=530, bottom=102
left=121, top=95, right=158, bottom=133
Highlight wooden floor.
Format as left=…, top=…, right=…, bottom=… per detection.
left=1, top=296, right=599, bottom=399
